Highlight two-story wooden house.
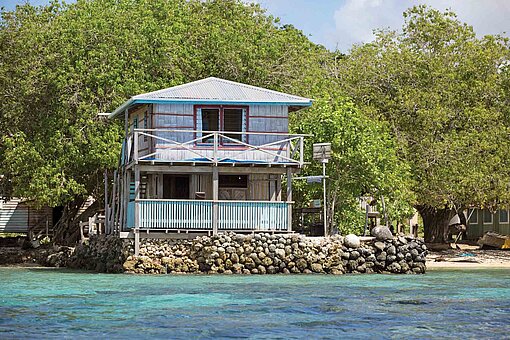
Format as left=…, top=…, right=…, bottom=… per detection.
left=105, top=77, right=311, bottom=250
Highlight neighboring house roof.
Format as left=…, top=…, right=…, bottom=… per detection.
left=108, top=77, right=312, bottom=118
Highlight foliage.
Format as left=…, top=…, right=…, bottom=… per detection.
left=291, top=92, right=415, bottom=234
left=335, top=5, right=510, bottom=241
left=0, top=0, right=329, bottom=207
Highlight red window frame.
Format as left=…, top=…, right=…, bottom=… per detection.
left=193, top=105, right=249, bottom=147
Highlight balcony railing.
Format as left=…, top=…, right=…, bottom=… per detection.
left=127, top=199, right=290, bottom=231
left=124, top=129, right=306, bottom=166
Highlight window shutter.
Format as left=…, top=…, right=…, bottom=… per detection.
left=242, top=108, right=247, bottom=143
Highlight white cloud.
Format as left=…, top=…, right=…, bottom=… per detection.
left=331, top=0, right=510, bottom=52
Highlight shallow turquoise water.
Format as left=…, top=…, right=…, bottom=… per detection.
left=1, top=268, right=509, bottom=339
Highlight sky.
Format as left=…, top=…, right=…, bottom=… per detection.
left=3, top=0, right=510, bottom=52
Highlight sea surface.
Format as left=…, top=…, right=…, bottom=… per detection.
left=0, top=268, right=509, bottom=339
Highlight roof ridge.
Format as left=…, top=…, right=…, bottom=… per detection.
left=133, top=77, right=309, bottom=101
left=132, top=77, right=214, bottom=99
left=209, top=77, right=308, bottom=101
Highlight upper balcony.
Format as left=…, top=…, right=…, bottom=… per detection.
left=123, top=128, right=306, bottom=168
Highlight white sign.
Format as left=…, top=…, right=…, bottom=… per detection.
left=313, top=143, right=331, bottom=161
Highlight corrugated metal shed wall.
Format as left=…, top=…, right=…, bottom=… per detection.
left=0, top=199, right=29, bottom=233
left=0, top=199, right=51, bottom=233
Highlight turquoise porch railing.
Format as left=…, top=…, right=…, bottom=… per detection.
left=218, top=201, right=288, bottom=231
left=127, top=199, right=289, bottom=231
left=138, top=200, right=213, bottom=229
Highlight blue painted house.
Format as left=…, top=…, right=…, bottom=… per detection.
left=106, top=77, right=311, bottom=241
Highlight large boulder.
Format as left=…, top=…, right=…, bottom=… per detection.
left=371, top=226, right=393, bottom=240
left=344, top=234, right=360, bottom=249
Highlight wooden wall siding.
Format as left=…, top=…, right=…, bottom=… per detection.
left=250, top=173, right=270, bottom=201
left=191, top=174, right=213, bottom=199
left=137, top=104, right=290, bottom=163
left=0, top=199, right=29, bottom=233
left=0, top=199, right=52, bottom=233
left=467, top=209, right=510, bottom=239
left=129, top=104, right=152, bottom=158
left=28, top=205, right=52, bottom=230
left=147, top=173, right=276, bottom=201
left=153, top=103, right=194, bottom=144
left=248, top=105, right=288, bottom=146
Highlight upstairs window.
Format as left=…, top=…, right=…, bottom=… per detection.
left=196, top=106, right=247, bottom=143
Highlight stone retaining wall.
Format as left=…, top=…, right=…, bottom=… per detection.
left=67, top=235, right=130, bottom=273
left=120, top=233, right=427, bottom=275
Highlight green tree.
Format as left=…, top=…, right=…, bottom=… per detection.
left=0, top=0, right=330, bottom=243
left=291, top=92, right=415, bottom=235
left=336, top=5, right=510, bottom=242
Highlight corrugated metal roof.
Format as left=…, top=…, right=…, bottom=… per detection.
left=134, top=77, right=311, bottom=103
left=109, top=77, right=312, bottom=118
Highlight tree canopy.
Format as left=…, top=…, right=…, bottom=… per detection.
left=0, top=0, right=329, bottom=207
left=3, top=1, right=505, bottom=242
left=291, top=92, right=414, bottom=234
left=336, top=5, right=510, bottom=241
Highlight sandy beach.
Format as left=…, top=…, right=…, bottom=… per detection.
left=427, top=248, right=510, bottom=269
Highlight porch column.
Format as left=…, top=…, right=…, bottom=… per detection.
left=276, top=175, right=282, bottom=201
left=269, top=174, right=276, bottom=201
left=212, top=166, right=219, bottom=235
left=134, top=164, right=140, bottom=256
left=286, top=168, right=292, bottom=232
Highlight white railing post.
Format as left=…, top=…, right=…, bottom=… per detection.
left=212, top=167, right=219, bottom=235
left=286, top=167, right=293, bottom=232
left=134, top=164, right=140, bottom=231
left=213, top=132, right=218, bottom=165
left=134, top=131, right=139, bottom=164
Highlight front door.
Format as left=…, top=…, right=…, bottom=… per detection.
left=163, top=175, right=190, bottom=199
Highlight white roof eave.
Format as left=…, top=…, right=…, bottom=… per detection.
left=108, top=98, right=312, bottom=119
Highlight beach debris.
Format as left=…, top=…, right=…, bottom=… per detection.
left=477, top=232, right=510, bottom=250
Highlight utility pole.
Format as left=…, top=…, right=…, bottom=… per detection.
left=313, top=143, right=331, bottom=237
left=322, top=158, right=328, bottom=237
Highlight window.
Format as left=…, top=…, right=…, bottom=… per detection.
left=223, top=108, right=243, bottom=141
left=468, top=208, right=478, bottom=224
left=133, top=117, right=138, bottom=130
left=483, top=209, right=493, bottom=224
left=219, top=175, right=248, bottom=188
left=196, top=106, right=247, bottom=143
left=500, top=210, right=509, bottom=223
left=200, top=108, right=220, bottom=142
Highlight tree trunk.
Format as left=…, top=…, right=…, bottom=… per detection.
left=53, top=197, right=85, bottom=245
left=416, top=205, right=457, bottom=243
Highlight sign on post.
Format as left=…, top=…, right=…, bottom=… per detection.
left=313, top=143, right=331, bottom=161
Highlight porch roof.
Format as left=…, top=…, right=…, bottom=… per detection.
left=108, top=77, right=312, bottom=118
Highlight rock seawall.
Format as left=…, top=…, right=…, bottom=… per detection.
left=67, top=235, right=130, bottom=273
left=120, top=233, right=427, bottom=275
